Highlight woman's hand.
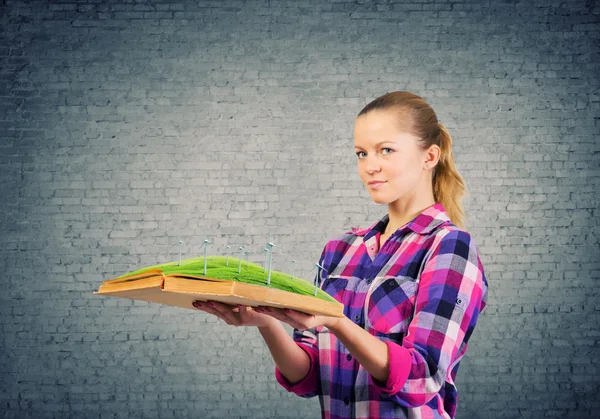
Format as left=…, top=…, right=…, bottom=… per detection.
left=192, top=300, right=279, bottom=328
left=254, top=306, right=340, bottom=331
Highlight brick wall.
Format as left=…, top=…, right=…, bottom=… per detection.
left=1, top=0, right=598, bottom=417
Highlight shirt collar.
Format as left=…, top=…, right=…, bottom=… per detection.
left=350, top=203, right=452, bottom=239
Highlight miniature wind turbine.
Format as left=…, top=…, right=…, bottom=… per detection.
left=260, top=247, right=269, bottom=273
left=244, top=250, right=250, bottom=266
left=265, top=235, right=277, bottom=286
left=310, top=262, right=326, bottom=296
left=197, top=233, right=213, bottom=275
left=290, top=259, right=296, bottom=281
left=224, top=238, right=231, bottom=267
left=178, top=240, right=183, bottom=266
left=237, top=247, right=243, bottom=274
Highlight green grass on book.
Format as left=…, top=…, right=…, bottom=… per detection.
left=115, top=255, right=337, bottom=304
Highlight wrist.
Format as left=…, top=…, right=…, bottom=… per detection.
left=257, top=317, right=281, bottom=330
left=326, top=315, right=346, bottom=333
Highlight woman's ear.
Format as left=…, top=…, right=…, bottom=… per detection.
left=423, top=144, right=441, bottom=170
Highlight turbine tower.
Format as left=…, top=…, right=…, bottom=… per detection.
left=197, top=233, right=213, bottom=275
left=310, top=262, right=326, bottom=296
left=265, top=233, right=277, bottom=286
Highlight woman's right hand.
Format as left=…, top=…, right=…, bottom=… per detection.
left=192, top=300, right=279, bottom=328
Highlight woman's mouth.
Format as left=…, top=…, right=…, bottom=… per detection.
left=368, top=180, right=387, bottom=189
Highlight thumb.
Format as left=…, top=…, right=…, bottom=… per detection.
left=237, top=304, right=253, bottom=316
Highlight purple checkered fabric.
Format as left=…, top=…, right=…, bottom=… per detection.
left=275, top=203, right=488, bottom=419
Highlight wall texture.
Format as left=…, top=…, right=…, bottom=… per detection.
left=1, top=0, right=598, bottom=418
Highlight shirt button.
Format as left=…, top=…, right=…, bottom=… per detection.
left=346, top=354, right=352, bottom=361
left=366, top=279, right=372, bottom=285
left=354, top=314, right=360, bottom=321
left=344, top=396, right=350, bottom=405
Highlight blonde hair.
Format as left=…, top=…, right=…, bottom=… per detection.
left=357, top=91, right=468, bottom=229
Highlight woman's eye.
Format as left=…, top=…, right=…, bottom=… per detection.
left=356, top=151, right=366, bottom=159
left=381, top=148, right=393, bottom=155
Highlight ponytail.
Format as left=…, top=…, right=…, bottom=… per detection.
left=433, top=123, right=467, bottom=229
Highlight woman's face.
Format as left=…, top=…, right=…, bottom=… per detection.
left=354, top=109, right=432, bottom=206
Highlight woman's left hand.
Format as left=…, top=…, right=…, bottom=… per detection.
left=254, top=306, right=340, bottom=331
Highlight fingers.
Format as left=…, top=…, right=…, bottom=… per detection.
left=282, top=309, right=316, bottom=330
left=192, top=300, right=223, bottom=319
left=237, top=304, right=255, bottom=317
left=192, top=301, right=315, bottom=330
left=256, top=306, right=305, bottom=330
left=193, top=300, right=242, bottom=326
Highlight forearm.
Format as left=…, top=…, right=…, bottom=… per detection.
left=257, top=319, right=311, bottom=384
left=328, top=316, right=390, bottom=383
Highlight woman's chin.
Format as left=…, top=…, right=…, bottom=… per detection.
left=370, top=195, right=392, bottom=205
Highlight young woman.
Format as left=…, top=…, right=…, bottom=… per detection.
left=192, top=91, right=489, bottom=419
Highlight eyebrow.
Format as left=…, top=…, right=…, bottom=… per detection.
left=354, top=141, right=397, bottom=150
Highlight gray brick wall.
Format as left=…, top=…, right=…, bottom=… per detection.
left=1, top=0, right=598, bottom=418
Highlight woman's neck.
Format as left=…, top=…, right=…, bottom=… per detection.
left=385, top=198, right=436, bottom=235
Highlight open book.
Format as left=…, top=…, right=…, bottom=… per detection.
left=94, top=256, right=344, bottom=317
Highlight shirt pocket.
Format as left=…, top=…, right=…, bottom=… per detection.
left=320, top=275, right=349, bottom=304
left=365, top=276, right=418, bottom=337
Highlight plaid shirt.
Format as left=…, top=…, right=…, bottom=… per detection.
left=275, top=203, right=488, bottom=419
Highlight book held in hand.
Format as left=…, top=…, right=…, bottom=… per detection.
left=94, top=256, right=344, bottom=317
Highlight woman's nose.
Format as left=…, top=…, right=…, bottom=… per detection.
left=364, top=157, right=381, bottom=174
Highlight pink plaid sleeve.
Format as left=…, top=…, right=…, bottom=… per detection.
left=370, top=229, right=487, bottom=407
left=275, top=327, right=321, bottom=397
left=275, top=247, right=329, bottom=398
